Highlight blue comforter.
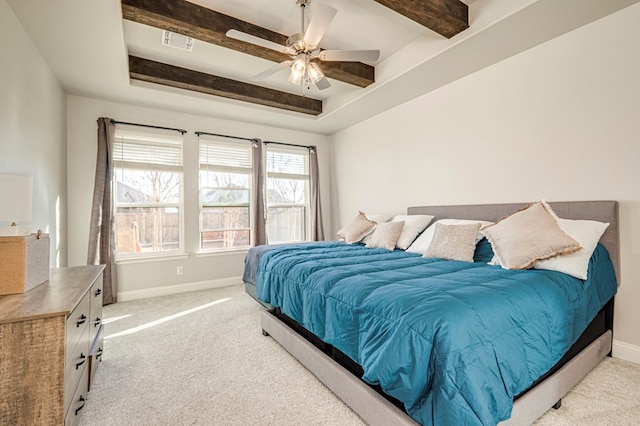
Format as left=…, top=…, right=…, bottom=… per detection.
left=256, top=242, right=617, bottom=425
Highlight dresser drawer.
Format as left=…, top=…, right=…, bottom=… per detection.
left=64, top=324, right=90, bottom=412
left=88, top=325, right=104, bottom=391
left=64, top=363, right=89, bottom=426
left=89, top=276, right=103, bottom=344
left=66, top=291, right=91, bottom=355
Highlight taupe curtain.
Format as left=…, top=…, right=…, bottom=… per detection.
left=87, top=117, right=117, bottom=305
left=251, top=139, right=267, bottom=246
left=309, top=146, right=324, bottom=241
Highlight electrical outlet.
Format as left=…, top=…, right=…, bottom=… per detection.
left=177, top=266, right=184, bottom=276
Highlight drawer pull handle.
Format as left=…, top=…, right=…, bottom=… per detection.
left=96, top=347, right=103, bottom=362
left=76, top=353, right=86, bottom=370
left=94, top=316, right=101, bottom=327
left=75, top=396, right=86, bottom=416
left=95, top=288, right=102, bottom=297
left=76, top=314, right=87, bottom=327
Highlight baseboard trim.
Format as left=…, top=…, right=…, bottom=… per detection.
left=117, top=276, right=242, bottom=302
left=613, top=339, right=640, bottom=365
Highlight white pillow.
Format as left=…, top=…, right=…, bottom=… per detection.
left=533, top=218, right=609, bottom=279
left=407, top=219, right=492, bottom=254
left=365, top=213, right=392, bottom=223
left=392, top=215, right=434, bottom=250
left=366, top=221, right=405, bottom=251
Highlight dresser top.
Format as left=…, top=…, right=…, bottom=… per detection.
left=0, top=265, right=105, bottom=325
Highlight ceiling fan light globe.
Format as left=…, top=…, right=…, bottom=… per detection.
left=307, top=62, right=324, bottom=83
left=291, top=57, right=307, bottom=75
left=288, top=71, right=304, bottom=85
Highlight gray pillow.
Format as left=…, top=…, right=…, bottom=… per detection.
left=423, top=223, right=481, bottom=262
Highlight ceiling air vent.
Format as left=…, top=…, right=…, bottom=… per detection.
left=162, top=30, right=194, bottom=52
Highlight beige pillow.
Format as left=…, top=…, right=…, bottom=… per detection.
left=366, top=221, right=405, bottom=250
left=481, top=202, right=582, bottom=270
left=337, top=211, right=376, bottom=244
left=361, top=213, right=393, bottom=245
left=422, top=223, right=481, bottom=262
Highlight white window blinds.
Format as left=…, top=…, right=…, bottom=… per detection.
left=199, top=139, right=252, bottom=173
left=113, top=129, right=183, bottom=172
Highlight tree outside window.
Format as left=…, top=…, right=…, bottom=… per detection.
left=113, top=129, right=183, bottom=257
left=266, top=146, right=310, bottom=244
left=199, top=138, right=252, bottom=250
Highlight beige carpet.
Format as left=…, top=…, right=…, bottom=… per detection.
left=78, top=284, right=640, bottom=425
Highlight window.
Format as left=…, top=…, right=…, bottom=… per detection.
left=113, top=128, right=183, bottom=258
left=199, top=138, right=252, bottom=250
left=265, top=145, right=310, bottom=244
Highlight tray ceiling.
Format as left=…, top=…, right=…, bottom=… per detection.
left=6, top=0, right=640, bottom=134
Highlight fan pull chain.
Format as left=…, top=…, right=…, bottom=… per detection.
left=300, top=2, right=306, bottom=36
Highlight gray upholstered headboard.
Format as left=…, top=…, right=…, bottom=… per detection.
left=408, top=201, right=620, bottom=285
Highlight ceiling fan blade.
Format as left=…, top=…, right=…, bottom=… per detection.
left=303, top=4, right=337, bottom=48
left=250, top=61, right=292, bottom=82
left=314, top=77, right=331, bottom=91
left=319, top=50, right=381, bottom=63
left=226, top=29, right=289, bottom=54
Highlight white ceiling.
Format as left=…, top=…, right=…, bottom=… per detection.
left=6, top=0, right=640, bottom=135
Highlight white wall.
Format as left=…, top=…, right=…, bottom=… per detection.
left=331, top=4, right=640, bottom=355
left=0, top=0, right=67, bottom=267
left=67, top=95, right=331, bottom=299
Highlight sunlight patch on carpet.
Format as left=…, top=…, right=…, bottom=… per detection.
left=102, top=314, right=132, bottom=325
left=105, top=298, right=232, bottom=339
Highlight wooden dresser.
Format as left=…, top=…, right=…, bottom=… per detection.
left=0, top=265, right=105, bottom=426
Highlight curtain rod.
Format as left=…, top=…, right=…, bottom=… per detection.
left=263, top=140, right=312, bottom=149
left=195, top=131, right=257, bottom=143
left=110, top=119, right=187, bottom=135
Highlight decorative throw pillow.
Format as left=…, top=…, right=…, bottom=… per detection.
left=533, top=218, right=609, bottom=279
left=407, top=219, right=493, bottom=254
left=391, top=214, right=434, bottom=250
left=337, top=211, right=376, bottom=244
left=422, top=223, right=481, bottom=262
left=361, top=213, right=393, bottom=245
left=481, top=201, right=582, bottom=270
left=366, top=221, right=405, bottom=251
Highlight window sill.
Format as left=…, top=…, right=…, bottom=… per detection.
left=116, top=252, right=190, bottom=265
left=194, top=248, right=249, bottom=258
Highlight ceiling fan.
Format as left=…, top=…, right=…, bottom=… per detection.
left=226, top=0, right=380, bottom=92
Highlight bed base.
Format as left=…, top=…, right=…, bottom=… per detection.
left=261, top=310, right=420, bottom=426
left=261, top=309, right=612, bottom=426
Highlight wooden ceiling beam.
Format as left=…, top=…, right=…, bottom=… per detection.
left=371, top=0, right=468, bottom=38
left=129, top=56, right=323, bottom=116
left=121, top=0, right=375, bottom=88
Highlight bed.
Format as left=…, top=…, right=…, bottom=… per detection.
left=244, top=201, right=620, bottom=425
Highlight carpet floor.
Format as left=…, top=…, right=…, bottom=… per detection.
left=78, top=284, right=640, bottom=425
